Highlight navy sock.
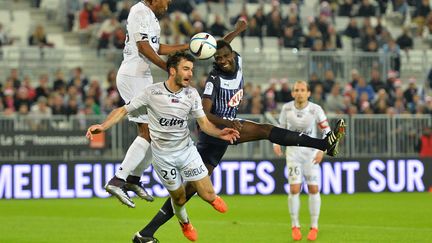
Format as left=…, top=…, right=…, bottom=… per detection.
left=269, top=127, right=327, bottom=151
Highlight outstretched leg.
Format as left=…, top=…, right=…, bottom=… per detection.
left=237, top=119, right=346, bottom=156
left=139, top=163, right=217, bottom=237
left=238, top=120, right=327, bottom=150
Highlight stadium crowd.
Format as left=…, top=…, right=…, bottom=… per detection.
left=1, top=0, right=432, bottom=117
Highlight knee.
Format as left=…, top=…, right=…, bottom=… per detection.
left=290, top=188, right=301, bottom=195
left=308, top=186, right=319, bottom=194
left=172, top=195, right=187, bottom=206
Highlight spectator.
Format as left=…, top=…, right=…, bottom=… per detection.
left=382, top=38, right=401, bottom=73
left=14, top=87, right=32, bottom=112
left=357, top=0, right=376, bottom=17
left=355, top=76, right=375, bottom=102
left=310, top=83, right=326, bottom=107
left=8, top=68, right=21, bottom=89
left=324, top=25, right=342, bottom=50
left=66, top=0, right=80, bottom=32
left=396, top=27, right=414, bottom=51
left=322, top=69, right=336, bottom=94
left=266, top=8, right=283, bottom=37
left=117, top=1, right=131, bottom=24
left=35, top=74, right=50, bottom=100
left=29, top=25, right=53, bottom=47
left=338, top=0, right=354, bottom=16
left=101, top=0, right=117, bottom=13
left=412, top=0, right=431, bottom=36
left=30, top=96, right=52, bottom=117
left=96, top=16, right=121, bottom=54
left=392, top=0, right=409, bottom=24
left=417, top=126, right=432, bottom=157
left=51, top=93, right=67, bottom=115
left=369, top=69, right=386, bottom=92
left=403, top=78, right=419, bottom=104
left=68, top=67, right=89, bottom=95
left=53, top=70, right=67, bottom=95
left=66, top=97, right=79, bottom=116
left=190, top=10, right=207, bottom=34
left=344, top=18, right=360, bottom=39
left=0, top=23, right=12, bottom=46
left=97, top=3, right=114, bottom=23
left=79, top=2, right=97, bottom=43
left=276, top=80, right=293, bottom=103
left=210, top=14, right=227, bottom=37
left=21, top=76, right=36, bottom=100
left=325, top=82, right=346, bottom=114
left=282, top=26, right=301, bottom=49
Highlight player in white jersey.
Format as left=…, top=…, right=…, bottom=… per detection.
left=273, top=80, right=331, bottom=241
left=107, top=0, right=189, bottom=208
left=86, top=52, right=239, bottom=241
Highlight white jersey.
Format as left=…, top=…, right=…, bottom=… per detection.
left=125, top=82, right=205, bottom=151
left=279, top=101, right=330, bottom=162
left=118, top=1, right=161, bottom=77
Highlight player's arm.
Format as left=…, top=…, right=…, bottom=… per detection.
left=202, top=98, right=242, bottom=131
left=223, top=18, right=248, bottom=44
left=86, top=107, right=128, bottom=140
left=158, top=43, right=189, bottom=55
left=137, top=41, right=167, bottom=71
left=196, top=115, right=240, bottom=144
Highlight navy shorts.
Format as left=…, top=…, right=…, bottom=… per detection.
left=196, top=142, right=229, bottom=168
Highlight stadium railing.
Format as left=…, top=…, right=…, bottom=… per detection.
left=0, top=114, right=429, bottom=161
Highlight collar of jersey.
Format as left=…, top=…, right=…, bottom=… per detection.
left=164, top=81, right=183, bottom=95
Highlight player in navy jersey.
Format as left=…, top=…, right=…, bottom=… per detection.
left=133, top=20, right=346, bottom=243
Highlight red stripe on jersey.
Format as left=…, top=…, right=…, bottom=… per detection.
left=318, top=119, right=329, bottom=129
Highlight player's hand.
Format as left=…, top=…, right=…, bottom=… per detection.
left=236, top=18, right=248, bottom=32
left=230, top=119, right=243, bottom=131
left=86, top=124, right=104, bottom=140
left=313, top=151, right=324, bottom=164
left=273, top=144, right=283, bottom=157
left=220, top=128, right=240, bottom=144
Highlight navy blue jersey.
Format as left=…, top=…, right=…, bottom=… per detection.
left=199, top=52, right=244, bottom=144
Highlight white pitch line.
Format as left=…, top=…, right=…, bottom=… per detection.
left=193, top=219, right=432, bottom=232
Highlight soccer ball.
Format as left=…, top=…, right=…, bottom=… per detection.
left=189, top=32, right=217, bottom=60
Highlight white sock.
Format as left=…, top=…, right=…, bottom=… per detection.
left=171, top=198, right=189, bottom=223
left=288, top=193, right=300, bottom=227
left=115, top=136, right=150, bottom=180
left=309, top=193, right=321, bottom=229
left=130, top=146, right=153, bottom=177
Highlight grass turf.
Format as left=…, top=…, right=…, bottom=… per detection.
left=0, top=192, right=431, bottom=242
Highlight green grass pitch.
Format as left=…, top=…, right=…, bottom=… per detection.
left=1, top=192, right=431, bottom=242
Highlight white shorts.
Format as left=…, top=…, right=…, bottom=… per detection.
left=151, top=142, right=208, bottom=191
left=286, top=159, right=320, bottom=186
left=116, top=73, right=153, bottom=123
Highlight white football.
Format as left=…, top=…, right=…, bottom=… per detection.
left=189, top=32, right=217, bottom=60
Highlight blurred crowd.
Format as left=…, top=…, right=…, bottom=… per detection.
left=1, top=0, right=432, bottom=117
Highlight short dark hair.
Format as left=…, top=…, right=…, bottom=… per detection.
left=166, top=51, right=195, bottom=72
left=216, top=40, right=232, bottom=52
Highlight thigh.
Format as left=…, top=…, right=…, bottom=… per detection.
left=179, top=145, right=208, bottom=182
left=117, top=74, right=153, bottom=123
left=303, top=161, right=320, bottom=186
left=286, top=160, right=303, bottom=185
left=237, top=120, right=272, bottom=143
left=152, top=149, right=183, bottom=191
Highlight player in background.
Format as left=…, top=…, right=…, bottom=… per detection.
left=134, top=20, right=346, bottom=243
left=87, top=52, right=239, bottom=241
left=107, top=0, right=189, bottom=208
left=273, top=80, right=332, bottom=241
